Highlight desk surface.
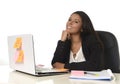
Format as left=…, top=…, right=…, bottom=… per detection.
left=0, top=65, right=120, bottom=84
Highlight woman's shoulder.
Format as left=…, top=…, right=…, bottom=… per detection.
left=82, top=32, right=104, bottom=50
left=82, top=33, right=100, bottom=45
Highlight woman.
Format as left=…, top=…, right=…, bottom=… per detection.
left=51, top=11, right=104, bottom=71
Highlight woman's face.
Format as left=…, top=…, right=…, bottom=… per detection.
left=66, top=13, right=82, bottom=34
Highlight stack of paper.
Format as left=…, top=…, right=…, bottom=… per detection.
left=69, top=69, right=115, bottom=81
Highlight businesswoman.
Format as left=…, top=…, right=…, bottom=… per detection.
left=52, top=11, right=104, bottom=71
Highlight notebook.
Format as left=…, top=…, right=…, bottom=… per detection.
left=8, top=34, right=68, bottom=76
left=69, top=69, right=115, bottom=81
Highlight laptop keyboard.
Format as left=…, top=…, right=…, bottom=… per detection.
left=36, top=67, right=69, bottom=74
left=36, top=66, right=58, bottom=73
left=36, top=67, right=50, bottom=71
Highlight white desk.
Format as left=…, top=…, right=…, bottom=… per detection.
left=0, top=65, right=120, bottom=84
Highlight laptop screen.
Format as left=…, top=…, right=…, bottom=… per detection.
left=8, top=34, right=36, bottom=75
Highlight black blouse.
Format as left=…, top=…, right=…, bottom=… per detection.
left=51, top=34, right=105, bottom=71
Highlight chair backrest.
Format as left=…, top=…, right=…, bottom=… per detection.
left=97, top=31, right=120, bottom=73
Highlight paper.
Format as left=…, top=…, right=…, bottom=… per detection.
left=55, top=68, right=69, bottom=72
left=71, top=70, right=84, bottom=77
left=14, top=50, right=19, bottom=62
left=15, top=50, right=24, bottom=63
left=69, top=69, right=115, bottom=81
left=14, top=37, right=22, bottom=48
left=14, top=37, right=24, bottom=63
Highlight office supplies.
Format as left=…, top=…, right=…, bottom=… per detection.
left=70, top=69, right=115, bottom=80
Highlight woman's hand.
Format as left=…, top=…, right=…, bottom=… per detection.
left=53, top=62, right=65, bottom=69
left=61, top=30, right=70, bottom=41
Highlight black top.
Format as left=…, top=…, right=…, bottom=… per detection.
left=51, top=34, right=105, bottom=71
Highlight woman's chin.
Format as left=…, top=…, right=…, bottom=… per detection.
left=70, top=32, right=80, bottom=35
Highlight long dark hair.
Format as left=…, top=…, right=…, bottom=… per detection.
left=73, top=11, right=103, bottom=48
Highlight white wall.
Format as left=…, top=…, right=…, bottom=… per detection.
left=0, top=0, right=120, bottom=66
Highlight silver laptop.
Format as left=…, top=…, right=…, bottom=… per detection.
left=8, top=34, right=68, bottom=76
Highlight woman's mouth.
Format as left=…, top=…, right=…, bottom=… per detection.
left=68, top=26, right=72, bottom=29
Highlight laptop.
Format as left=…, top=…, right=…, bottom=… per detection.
left=8, top=34, right=68, bottom=76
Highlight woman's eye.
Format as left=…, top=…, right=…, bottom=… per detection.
left=75, top=21, right=78, bottom=23
left=68, top=19, right=71, bottom=21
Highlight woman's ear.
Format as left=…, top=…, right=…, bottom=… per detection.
left=80, top=28, right=83, bottom=32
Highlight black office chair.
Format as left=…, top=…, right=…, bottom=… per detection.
left=97, top=31, right=120, bottom=73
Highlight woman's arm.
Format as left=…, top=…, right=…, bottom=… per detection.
left=52, top=40, right=70, bottom=65
left=52, top=30, right=71, bottom=68
left=51, top=40, right=70, bottom=67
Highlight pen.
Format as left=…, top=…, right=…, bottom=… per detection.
left=84, top=72, right=99, bottom=76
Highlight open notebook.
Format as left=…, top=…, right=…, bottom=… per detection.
left=69, top=69, right=115, bottom=81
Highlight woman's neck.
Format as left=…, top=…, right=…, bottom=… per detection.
left=70, top=33, right=82, bottom=57
left=71, top=33, right=81, bottom=44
